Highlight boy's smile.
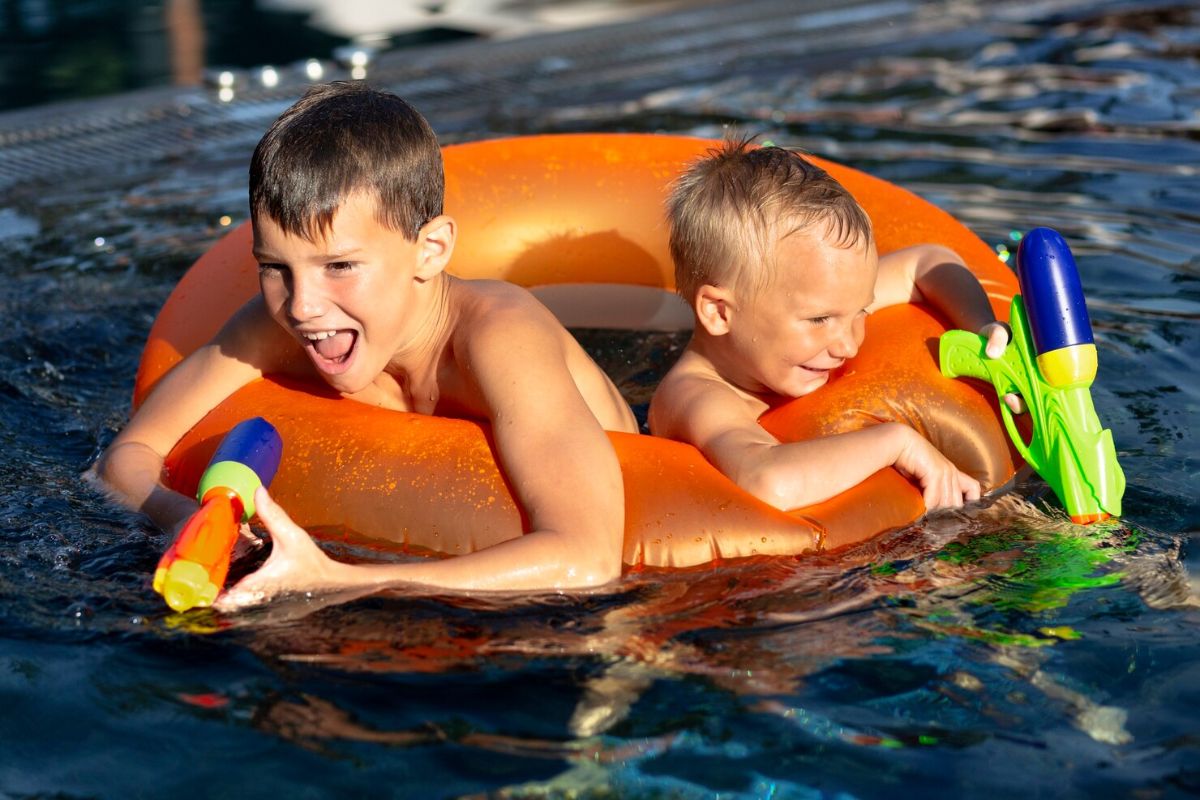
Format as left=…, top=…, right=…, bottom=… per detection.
left=299, top=327, right=357, bottom=375
left=252, top=192, right=448, bottom=395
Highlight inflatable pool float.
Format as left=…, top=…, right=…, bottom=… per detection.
left=134, top=134, right=1019, bottom=566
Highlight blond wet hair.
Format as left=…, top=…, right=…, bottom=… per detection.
left=667, top=137, right=872, bottom=302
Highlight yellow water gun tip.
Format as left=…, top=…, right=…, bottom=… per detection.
left=154, top=560, right=219, bottom=613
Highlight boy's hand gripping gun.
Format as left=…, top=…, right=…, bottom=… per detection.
left=939, top=227, right=1125, bottom=523
left=153, top=417, right=282, bottom=611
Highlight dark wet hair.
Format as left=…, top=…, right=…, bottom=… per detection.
left=667, top=136, right=872, bottom=301
left=249, top=81, right=443, bottom=242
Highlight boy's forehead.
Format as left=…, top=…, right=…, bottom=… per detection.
left=253, top=189, right=385, bottom=245
left=764, top=228, right=876, bottom=301
left=773, top=221, right=876, bottom=271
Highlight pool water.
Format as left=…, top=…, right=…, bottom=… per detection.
left=1, top=1, right=1198, bottom=797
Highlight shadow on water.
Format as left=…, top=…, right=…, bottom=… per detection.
left=1, top=1, right=1199, bottom=797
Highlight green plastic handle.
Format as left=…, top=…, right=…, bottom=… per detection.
left=939, top=296, right=1124, bottom=522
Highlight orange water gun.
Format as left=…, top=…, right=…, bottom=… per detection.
left=153, top=417, right=283, bottom=612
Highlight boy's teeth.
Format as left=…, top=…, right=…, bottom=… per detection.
left=303, top=330, right=336, bottom=341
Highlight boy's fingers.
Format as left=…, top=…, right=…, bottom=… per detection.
left=254, top=485, right=275, bottom=516
left=926, top=482, right=960, bottom=510
left=215, top=583, right=268, bottom=611
left=923, top=486, right=939, bottom=510
left=964, top=475, right=982, bottom=503
left=1004, top=393, right=1028, bottom=414
left=255, top=486, right=290, bottom=525
left=253, top=487, right=303, bottom=544
left=983, top=322, right=1012, bottom=359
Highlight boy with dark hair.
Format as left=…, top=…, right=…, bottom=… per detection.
left=92, top=82, right=637, bottom=607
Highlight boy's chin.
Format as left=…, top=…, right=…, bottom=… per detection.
left=775, top=372, right=831, bottom=399
left=317, top=368, right=370, bottom=397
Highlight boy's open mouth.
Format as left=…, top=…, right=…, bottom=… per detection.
left=301, top=329, right=358, bottom=375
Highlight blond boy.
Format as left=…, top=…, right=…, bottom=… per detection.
left=91, top=82, right=637, bottom=607
left=649, top=140, right=1011, bottom=514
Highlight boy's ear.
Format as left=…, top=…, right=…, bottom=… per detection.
left=694, top=284, right=735, bottom=336
left=415, top=214, right=456, bottom=280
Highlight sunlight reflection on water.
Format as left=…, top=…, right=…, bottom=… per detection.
left=1, top=1, right=1198, bottom=797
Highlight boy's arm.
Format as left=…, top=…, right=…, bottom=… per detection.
left=89, top=298, right=288, bottom=535
left=442, top=307, right=626, bottom=587
left=217, top=304, right=624, bottom=608
left=653, top=374, right=980, bottom=512
left=872, top=244, right=1009, bottom=357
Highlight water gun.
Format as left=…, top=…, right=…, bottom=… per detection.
left=153, top=417, right=283, bottom=611
left=939, top=227, right=1124, bottom=523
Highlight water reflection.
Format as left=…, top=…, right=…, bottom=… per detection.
left=179, top=496, right=1178, bottom=750
left=1, top=0, right=1199, bottom=796
left=77, top=490, right=1179, bottom=800
left=0, top=0, right=355, bottom=111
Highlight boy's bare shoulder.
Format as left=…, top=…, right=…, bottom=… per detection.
left=456, top=278, right=545, bottom=311
left=451, top=279, right=565, bottom=344
left=444, top=279, right=576, bottom=394
left=447, top=277, right=638, bottom=434
left=649, top=351, right=760, bottom=439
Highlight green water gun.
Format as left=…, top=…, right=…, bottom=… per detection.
left=939, top=227, right=1124, bottom=523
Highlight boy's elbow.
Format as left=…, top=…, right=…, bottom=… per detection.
left=557, top=518, right=623, bottom=588
left=555, top=541, right=621, bottom=589
left=736, top=452, right=839, bottom=511
left=737, top=463, right=799, bottom=511
left=583, top=522, right=625, bottom=586
left=90, top=440, right=133, bottom=480
left=576, top=554, right=622, bottom=588
left=82, top=460, right=106, bottom=493
left=86, top=449, right=118, bottom=491
left=86, top=440, right=166, bottom=506
left=918, top=243, right=963, bottom=267
left=83, top=449, right=144, bottom=513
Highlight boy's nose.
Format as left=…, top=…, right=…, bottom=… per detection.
left=287, top=278, right=326, bottom=322
left=829, top=318, right=862, bottom=360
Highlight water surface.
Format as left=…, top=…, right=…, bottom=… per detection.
left=1, top=1, right=1198, bottom=797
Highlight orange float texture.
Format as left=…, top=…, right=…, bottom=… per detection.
left=135, top=134, right=1020, bottom=564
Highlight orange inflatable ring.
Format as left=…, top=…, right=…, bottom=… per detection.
left=134, top=133, right=1019, bottom=566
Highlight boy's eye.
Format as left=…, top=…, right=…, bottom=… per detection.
left=808, top=315, right=831, bottom=326
left=257, top=262, right=283, bottom=276
left=326, top=261, right=356, bottom=273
